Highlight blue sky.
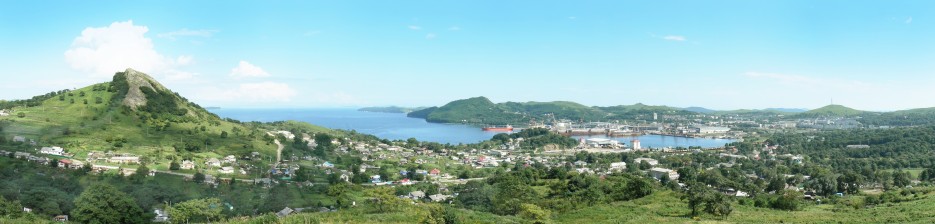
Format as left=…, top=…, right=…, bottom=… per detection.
left=1, top=1, right=933, bottom=111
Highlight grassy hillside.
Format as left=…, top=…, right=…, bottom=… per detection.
left=0, top=69, right=329, bottom=176
left=798, top=104, right=865, bottom=117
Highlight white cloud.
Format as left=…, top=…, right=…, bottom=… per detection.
left=64, top=20, right=185, bottom=78
left=230, top=61, right=271, bottom=79
left=198, top=82, right=298, bottom=102
left=663, top=35, right=686, bottom=41
left=408, top=25, right=422, bottom=30
left=157, top=28, right=217, bottom=40
left=448, top=26, right=461, bottom=31
left=906, top=17, right=913, bottom=24
left=426, top=33, right=436, bottom=39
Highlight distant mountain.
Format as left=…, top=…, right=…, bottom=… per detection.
left=358, top=106, right=427, bottom=113
left=683, top=107, right=718, bottom=114
left=408, top=97, right=698, bottom=125
left=764, top=108, right=808, bottom=113
left=799, top=104, right=865, bottom=117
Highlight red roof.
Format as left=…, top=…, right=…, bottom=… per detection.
left=59, top=159, right=72, bottom=164
left=429, top=168, right=441, bottom=174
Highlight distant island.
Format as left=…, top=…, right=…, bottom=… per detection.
left=358, top=106, right=427, bottom=114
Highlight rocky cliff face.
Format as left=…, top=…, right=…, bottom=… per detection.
left=115, top=68, right=168, bottom=109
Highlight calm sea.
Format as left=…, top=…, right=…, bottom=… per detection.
left=213, top=108, right=734, bottom=147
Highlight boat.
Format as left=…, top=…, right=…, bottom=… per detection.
left=482, top=125, right=514, bottom=132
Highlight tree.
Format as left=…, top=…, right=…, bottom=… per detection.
left=130, top=165, right=150, bottom=183
left=0, top=196, right=24, bottom=218
left=71, top=183, right=145, bottom=224
left=16, top=112, right=25, bottom=118
left=166, top=198, right=223, bottom=224
left=220, top=131, right=229, bottom=138
left=366, top=187, right=405, bottom=212
left=639, top=160, right=651, bottom=170
left=193, top=172, right=206, bottom=183
left=684, top=182, right=710, bottom=217
left=625, top=177, right=654, bottom=200
left=95, top=97, right=103, bottom=104
left=893, top=171, right=911, bottom=188
left=518, top=203, right=551, bottom=224
left=169, top=161, right=180, bottom=171
left=703, top=192, right=733, bottom=218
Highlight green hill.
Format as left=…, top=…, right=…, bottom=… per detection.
left=408, top=98, right=699, bottom=125
left=799, top=104, right=865, bottom=117
left=0, top=68, right=328, bottom=174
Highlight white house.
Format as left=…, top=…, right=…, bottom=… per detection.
left=206, top=158, right=221, bottom=167
left=634, top=158, right=659, bottom=166
left=219, top=166, right=235, bottom=174
left=109, top=156, right=140, bottom=164
left=223, top=155, right=237, bottom=164
left=39, top=146, right=65, bottom=156
left=649, top=168, right=679, bottom=181
left=181, top=160, right=195, bottom=170
left=610, top=162, right=627, bottom=171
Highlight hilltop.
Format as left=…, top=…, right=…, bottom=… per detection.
left=798, top=104, right=865, bottom=117
left=0, top=68, right=329, bottom=174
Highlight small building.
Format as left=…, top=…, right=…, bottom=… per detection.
left=12, top=136, right=26, bottom=143
left=649, top=168, right=679, bottom=181
left=321, top=161, right=334, bottom=168
left=846, top=145, right=870, bottom=149
left=631, top=139, right=642, bottom=150
left=219, top=166, right=235, bottom=174
left=429, top=168, right=441, bottom=176
left=573, top=161, right=589, bottom=167
left=205, top=158, right=221, bottom=167
left=181, top=160, right=195, bottom=170
left=153, top=209, right=169, bottom=222
left=409, top=190, right=426, bottom=199
left=39, top=146, right=66, bottom=156
left=109, top=156, right=140, bottom=164
left=53, top=215, right=68, bottom=222
left=223, top=155, right=237, bottom=164
left=58, top=159, right=83, bottom=169
left=14, top=152, right=30, bottom=159
left=610, top=162, right=627, bottom=171
left=428, top=194, right=452, bottom=202
left=276, top=207, right=294, bottom=217
left=634, top=158, right=659, bottom=166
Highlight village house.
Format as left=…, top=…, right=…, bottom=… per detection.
left=0, top=150, right=10, bottom=157
left=321, top=161, right=334, bottom=168
left=219, top=166, right=235, bottom=174
left=206, top=158, right=221, bottom=167
left=429, top=168, right=441, bottom=176
left=649, top=168, right=680, bottom=181
left=634, top=158, right=659, bottom=167
left=39, top=146, right=65, bottom=156
left=223, top=155, right=237, bottom=164
left=409, top=190, right=426, bottom=200
left=153, top=209, right=169, bottom=222
left=610, top=162, right=627, bottom=172
left=109, top=156, right=140, bottom=164
left=120, top=168, right=137, bottom=176
left=28, top=156, right=50, bottom=165
left=14, top=152, right=30, bottom=159
left=429, top=194, right=452, bottom=202
left=58, top=159, right=85, bottom=169
left=181, top=160, right=195, bottom=170
left=12, top=136, right=26, bottom=143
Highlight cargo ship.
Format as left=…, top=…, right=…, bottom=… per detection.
left=482, top=125, right=514, bottom=132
